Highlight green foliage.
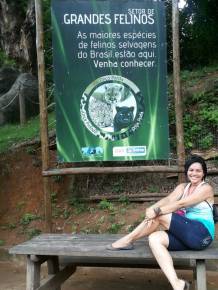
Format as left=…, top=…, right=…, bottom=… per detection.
left=179, top=0, right=218, bottom=69
left=8, top=223, right=17, bottom=230
left=0, top=50, right=17, bottom=67
left=0, top=112, right=55, bottom=154
left=52, top=175, right=63, bottom=183
left=88, top=207, right=96, bottom=213
left=147, top=185, right=159, bottom=193
left=20, top=213, right=40, bottom=226
left=1, top=223, right=16, bottom=230
left=199, top=106, right=218, bottom=123
left=119, top=207, right=127, bottom=215
left=0, top=240, right=5, bottom=246
left=112, top=180, right=123, bottom=193
left=182, top=88, right=218, bottom=150
left=198, top=134, right=214, bottom=150
left=68, top=197, right=88, bottom=214
left=7, top=0, right=29, bottom=16
left=98, top=199, right=114, bottom=211
left=71, top=223, right=78, bottom=233
left=63, top=208, right=71, bottom=219
left=118, top=195, right=130, bottom=205
left=107, top=222, right=124, bottom=234
left=80, top=227, right=90, bottom=234
left=107, top=215, right=115, bottom=224
left=97, top=216, right=105, bottom=224
left=51, top=192, right=58, bottom=204
left=81, top=224, right=101, bottom=234
left=52, top=207, right=62, bottom=218
left=168, top=66, right=218, bottom=151
left=26, top=228, right=41, bottom=239
left=26, top=146, right=37, bottom=155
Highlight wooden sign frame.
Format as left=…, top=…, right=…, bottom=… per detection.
left=35, top=0, right=185, bottom=231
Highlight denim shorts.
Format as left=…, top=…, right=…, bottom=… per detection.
left=166, top=213, right=213, bottom=251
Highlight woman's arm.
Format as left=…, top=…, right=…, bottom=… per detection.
left=145, top=183, right=186, bottom=218
left=155, top=183, right=214, bottom=216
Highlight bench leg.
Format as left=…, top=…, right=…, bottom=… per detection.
left=47, top=256, right=61, bottom=290
left=26, top=255, right=41, bottom=290
left=195, top=260, right=207, bottom=290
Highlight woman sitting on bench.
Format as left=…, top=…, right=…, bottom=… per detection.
left=107, top=155, right=215, bottom=290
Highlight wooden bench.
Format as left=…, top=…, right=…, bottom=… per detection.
left=9, top=234, right=218, bottom=290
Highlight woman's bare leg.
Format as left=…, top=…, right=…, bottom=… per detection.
left=112, top=213, right=172, bottom=248
left=149, top=231, right=185, bottom=290
left=112, top=219, right=159, bottom=248
left=112, top=214, right=186, bottom=289
left=112, top=220, right=159, bottom=248
left=112, top=214, right=172, bottom=248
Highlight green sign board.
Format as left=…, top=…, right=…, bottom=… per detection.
left=52, top=0, right=169, bottom=162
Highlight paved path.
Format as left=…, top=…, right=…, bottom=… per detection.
left=0, top=261, right=218, bottom=290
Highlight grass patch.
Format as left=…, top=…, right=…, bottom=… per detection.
left=26, top=228, right=41, bottom=239
left=107, top=222, right=124, bottom=234
left=20, top=213, right=41, bottom=226
left=0, top=223, right=16, bottom=230
left=0, top=240, right=5, bottom=246
left=0, top=112, right=55, bottom=154
left=68, top=197, right=88, bottom=214
left=98, top=199, right=114, bottom=211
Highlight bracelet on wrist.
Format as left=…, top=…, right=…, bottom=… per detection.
left=153, top=207, right=162, bottom=217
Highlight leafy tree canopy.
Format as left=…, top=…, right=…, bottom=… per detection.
left=179, top=0, right=218, bottom=68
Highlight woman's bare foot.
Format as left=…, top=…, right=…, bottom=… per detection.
left=111, top=235, right=133, bottom=249
left=175, top=279, right=187, bottom=290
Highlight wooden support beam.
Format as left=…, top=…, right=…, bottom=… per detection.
left=35, top=0, right=52, bottom=232
left=47, top=256, right=61, bottom=290
left=42, top=166, right=218, bottom=176
left=26, top=255, right=41, bottom=290
left=19, top=93, right=26, bottom=125
left=37, top=265, right=76, bottom=290
left=70, top=191, right=218, bottom=203
left=30, top=255, right=49, bottom=263
left=172, top=0, right=185, bottom=183
left=196, top=260, right=207, bottom=290
left=42, top=165, right=184, bottom=176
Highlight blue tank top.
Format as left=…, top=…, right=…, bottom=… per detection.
left=184, top=182, right=215, bottom=239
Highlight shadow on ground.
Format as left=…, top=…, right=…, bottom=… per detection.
left=0, top=261, right=217, bottom=290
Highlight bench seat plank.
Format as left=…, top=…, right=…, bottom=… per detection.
left=9, top=234, right=218, bottom=290
left=9, top=234, right=218, bottom=261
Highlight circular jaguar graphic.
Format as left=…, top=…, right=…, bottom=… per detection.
left=80, top=75, right=145, bottom=141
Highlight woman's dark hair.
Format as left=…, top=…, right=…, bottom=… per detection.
left=184, top=155, right=207, bottom=180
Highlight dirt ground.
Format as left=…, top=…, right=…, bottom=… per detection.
left=0, top=148, right=179, bottom=247
left=0, top=260, right=218, bottom=290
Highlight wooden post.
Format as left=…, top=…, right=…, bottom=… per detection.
left=26, top=255, right=41, bottom=290
left=35, top=0, right=52, bottom=232
left=47, top=256, right=61, bottom=290
left=19, top=93, right=26, bottom=125
left=196, top=260, right=207, bottom=290
left=172, top=0, right=185, bottom=183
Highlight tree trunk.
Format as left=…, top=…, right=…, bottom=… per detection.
left=0, top=0, right=36, bottom=73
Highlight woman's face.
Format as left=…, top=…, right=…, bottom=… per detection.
left=187, top=162, right=204, bottom=184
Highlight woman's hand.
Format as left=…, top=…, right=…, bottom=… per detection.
left=145, top=207, right=157, bottom=220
